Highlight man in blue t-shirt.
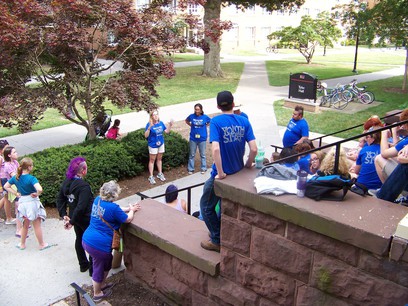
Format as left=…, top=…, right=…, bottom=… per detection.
left=282, top=105, right=309, bottom=148
left=200, top=91, right=257, bottom=252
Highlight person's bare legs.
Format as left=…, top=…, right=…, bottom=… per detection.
left=32, top=218, right=47, bottom=248
left=148, top=154, right=157, bottom=177
left=15, top=201, right=22, bottom=235
left=18, top=219, right=30, bottom=249
left=93, top=271, right=109, bottom=297
left=3, top=197, right=13, bottom=222
left=375, top=155, right=388, bottom=183
left=156, top=153, right=163, bottom=174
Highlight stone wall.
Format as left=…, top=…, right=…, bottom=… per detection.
left=123, top=168, right=408, bottom=305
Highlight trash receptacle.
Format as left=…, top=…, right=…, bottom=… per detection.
left=289, top=72, right=318, bottom=102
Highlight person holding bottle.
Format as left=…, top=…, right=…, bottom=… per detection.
left=185, top=103, right=211, bottom=174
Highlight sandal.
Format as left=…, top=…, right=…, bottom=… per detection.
left=93, top=288, right=112, bottom=302
left=101, top=282, right=116, bottom=291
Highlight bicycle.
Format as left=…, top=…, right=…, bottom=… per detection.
left=319, top=83, right=349, bottom=110
left=266, top=44, right=278, bottom=54
left=342, top=79, right=375, bottom=104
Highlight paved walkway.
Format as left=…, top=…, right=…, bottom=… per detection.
left=0, top=55, right=405, bottom=305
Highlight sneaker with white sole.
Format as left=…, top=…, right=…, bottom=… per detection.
left=157, top=172, right=166, bottom=182
left=148, top=176, right=156, bottom=185
left=5, top=218, right=16, bottom=225
left=368, top=188, right=380, bottom=197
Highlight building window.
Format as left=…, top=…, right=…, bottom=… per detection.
left=245, top=26, right=256, bottom=40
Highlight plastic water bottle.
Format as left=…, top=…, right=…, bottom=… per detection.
left=255, top=143, right=265, bottom=169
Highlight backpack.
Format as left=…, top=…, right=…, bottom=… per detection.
left=305, top=174, right=354, bottom=201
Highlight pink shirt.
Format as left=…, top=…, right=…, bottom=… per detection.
left=3, top=160, right=19, bottom=180
left=0, top=156, right=6, bottom=179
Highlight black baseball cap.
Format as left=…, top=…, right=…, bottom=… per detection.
left=217, top=91, right=234, bottom=107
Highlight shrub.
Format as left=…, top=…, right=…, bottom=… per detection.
left=28, top=130, right=188, bottom=207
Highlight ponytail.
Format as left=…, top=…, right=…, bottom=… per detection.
left=16, top=165, right=23, bottom=180
left=16, top=157, right=33, bottom=180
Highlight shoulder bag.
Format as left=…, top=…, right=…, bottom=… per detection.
left=98, top=199, right=122, bottom=251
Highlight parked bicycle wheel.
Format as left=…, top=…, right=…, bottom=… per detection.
left=320, top=96, right=329, bottom=107
left=341, top=90, right=354, bottom=103
left=359, top=92, right=374, bottom=104
left=332, top=93, right=349, bottom=110
left=362, top=91, right=375, bottom=103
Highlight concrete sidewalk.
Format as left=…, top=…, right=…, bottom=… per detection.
left=0, top=55, right=404, bottom=305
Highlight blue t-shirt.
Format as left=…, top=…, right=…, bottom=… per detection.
left=83, top=196, right=128, bottom=253
left=8, top=174, right=38, bottom=195
left=356, top=143, right=382, bottom=189
left=282, top=118, right=309, bottom=148
left=185, top=114, right=211, bottom=142
left=210, top=114, right=256, bottom=177
left=145, top=121, right=166, bottom=148
left=298, top=154, right=312, bottom=174
left=395, top=137, right=408, bottom=152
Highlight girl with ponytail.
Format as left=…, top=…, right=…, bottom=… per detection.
left=5, top=158, right=52, bottom=250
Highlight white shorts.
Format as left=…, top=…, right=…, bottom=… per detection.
left=149, top=144, right=165, bottom=154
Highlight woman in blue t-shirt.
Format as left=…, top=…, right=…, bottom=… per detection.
left=185, top=103, right=211, bottom=174
left=82, top=181, right=141, bottom=302
left=355, top=128, right=382, bottom=189
left=144, top=110, right=173, bottom=185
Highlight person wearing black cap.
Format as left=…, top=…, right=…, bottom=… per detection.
left=199, top=90, right=257, bottom=252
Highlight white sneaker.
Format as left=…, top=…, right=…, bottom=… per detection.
left=148, top=176, right=156, bottom=185
left=5, top=218, right=16, bottom=225
left=368, top=188, right=380, bottom=197
left=157, top=173, right=166, bottom=182
left=188, top=171, right=194, bottom=175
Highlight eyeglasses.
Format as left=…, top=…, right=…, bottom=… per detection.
left=311, top=157, right=319, bottom=162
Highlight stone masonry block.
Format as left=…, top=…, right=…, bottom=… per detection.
left=287, top=223, right=359, bottom=266
left=389, top=236, right=408, bottom=262
left=220, top=247, right=236, bottom=281
left=258, top=297, right=280, bottom=306
left=240, top=206, right=285, bottom=236
left=222, top=214, right=251, bottom=256
left=192, top=290, right=219, bottom=306
left=296, top=285, right=349, bottom=306
left=208, top=276, right=259, bottom=306
left=126, top=251, right=156, bottom=287
left=236, top=256, right=295, bottom=305
left=155, top=268, right=192, bottom=305
left=222, top=199, right=238, bottom=219
left=359, top=249, right=408, bottom=287
left=252, top=227, right=312, bottom=283
left=133, top=236, right=173, bottom=275
left=311, top=253, right=408, bottom=304
left=172, top=257, right=208, bottom=295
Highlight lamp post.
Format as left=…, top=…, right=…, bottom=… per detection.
left=352, top=24, right=359, bottom=73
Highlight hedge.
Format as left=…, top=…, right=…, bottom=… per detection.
left=27, top=129, right=189, bottom=207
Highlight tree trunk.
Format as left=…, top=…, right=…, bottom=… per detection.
left=403, top=47, right=408, bottom=91
left=202, top=0, right=223, bottom=78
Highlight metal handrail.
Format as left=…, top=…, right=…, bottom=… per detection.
left=265, top=118, right=408, bottom=174
left=70, top=282, right=96, bottom=306
left=136, top=182, right=205, bottom=215
left=311, top=110, right=403, bottom=147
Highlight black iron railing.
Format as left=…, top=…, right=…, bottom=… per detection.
left=266, top=118, right=408, bottom=174
left=70, top=282, right=95, bottom=306
left=136, top=182, right=205, bottom=215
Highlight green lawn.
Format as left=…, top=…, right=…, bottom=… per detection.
left=275, top=76, right=408, bottom=139
left=0, top=62, right=244, bottom=138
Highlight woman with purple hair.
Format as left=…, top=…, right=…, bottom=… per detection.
left=57, top=156, right=94, bottom=275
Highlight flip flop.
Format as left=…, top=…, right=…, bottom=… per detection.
left=101, top=282, right=116, bottom=291
left=15, top=234, right=29, bottom=238
left=93, top=288, right=112, bottom=302
left=16, top=245, right=26, bottom=250
left=39, top=243, right=57, bottom=251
